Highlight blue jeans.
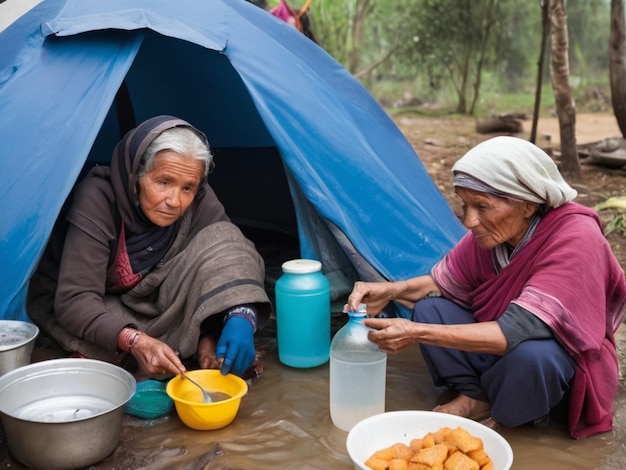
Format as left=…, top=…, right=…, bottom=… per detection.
left=413, top=297, right=575, bottom=427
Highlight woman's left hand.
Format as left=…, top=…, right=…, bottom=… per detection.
left=363, top=317, right=418, bottom=354
left=215, top=316, right=255, bottom=376
left=131, top=333, right=186, bottom=376
left=364, top=317, right=508, bottom=356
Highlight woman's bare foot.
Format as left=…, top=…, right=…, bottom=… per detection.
left=433, top=394, right=491, bottom=421
left=479, top=416, right=501, bottom=431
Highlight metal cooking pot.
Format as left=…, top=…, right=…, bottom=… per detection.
left=0, top=358, right=136, bottom=470
left=0, top=320, right=39, bottom=376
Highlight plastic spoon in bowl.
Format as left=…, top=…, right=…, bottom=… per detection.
left=182, top=371, right=212, bottom=403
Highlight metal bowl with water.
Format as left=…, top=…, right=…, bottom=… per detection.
left=0, top=358, right=136, bottom=470
left=0, top=320, right=39, bottom=376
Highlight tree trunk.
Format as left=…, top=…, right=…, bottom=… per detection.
left=530, top=0, right=551, bottom=144
left=468, top=0, right=497, bottom=115
left=549, top=0, right=581, bottom=182
left=456, top=54, right=470, bottom=114
left=610, top=0, right=626, bottom=138
left=347, top=0, right=373, bottom=75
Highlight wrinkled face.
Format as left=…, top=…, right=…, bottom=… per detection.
left=455, top=187, right=539, bottom=249
left=138, top=151, right=204, bottom=227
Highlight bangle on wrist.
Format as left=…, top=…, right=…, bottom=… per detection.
left=224, top=306, right=257, bottom=331
left=117, top=328, right=142, bottom=353
left=129, top=330, right=142, bottom=351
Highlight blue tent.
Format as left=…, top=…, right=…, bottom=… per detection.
left=0, top=0, right=465, bottom=322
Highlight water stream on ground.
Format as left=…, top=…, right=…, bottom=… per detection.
left=1, top=322, right=624, bottom=469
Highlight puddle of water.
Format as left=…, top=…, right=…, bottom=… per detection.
left=0, top=322, right=35, bottom=349
left=12, top=395, right=111, bottom=422
left=1, top=325, right=624, bottom=469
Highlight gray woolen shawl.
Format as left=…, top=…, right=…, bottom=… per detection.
left=27, top=116, right=270, bottom=361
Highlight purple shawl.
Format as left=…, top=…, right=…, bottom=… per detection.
left=432, top=202, right=626, bottom=438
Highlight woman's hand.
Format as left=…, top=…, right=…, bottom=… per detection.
left=197, top=335, right=223, bottom=370
left=343, top=281, right=409, bottom=316
left=344, top=281, right=397, bottom=315
left=215, top=316, right=255, bottom=376
left=364, top=317, right=508, bottom=356
left=131, top=333, right=185, bottom=377
left=363, top=317, right=418, bottom=353
left=345, top=276, right=440, bottom=315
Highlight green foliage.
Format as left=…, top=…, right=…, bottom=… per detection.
left=477, top=89, right=556, bottom=117
left=304, top=0, right=611, bottom=117
left=604, top=214, right=626, bottom=236
left=595, top=196, right=626, bottom=236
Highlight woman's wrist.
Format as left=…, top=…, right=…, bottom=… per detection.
left=117, top=327, right=142, bottom=352
left=395, top=280, right=410, bottom=299
left=224, top=305, right=257, bottom=331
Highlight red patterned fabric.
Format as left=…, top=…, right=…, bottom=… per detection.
left=106, top=221, right=142, bottom=291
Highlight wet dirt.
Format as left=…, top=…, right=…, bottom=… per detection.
left=1, top=113, right=625, bottom=469
left=2, top=327, right=624, bottom=469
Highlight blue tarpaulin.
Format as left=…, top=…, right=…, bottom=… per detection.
left=0, top=0, right=465, bottom=321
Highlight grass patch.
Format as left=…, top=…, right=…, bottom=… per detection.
left=366, top=77, right=610, bottom=118
left=476, top=89, right=555, bottom=117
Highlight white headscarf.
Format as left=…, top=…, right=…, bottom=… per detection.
left=452, top=136, right=577, bottom=208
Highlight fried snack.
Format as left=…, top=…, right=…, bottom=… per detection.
left=431, top=427, right=454, bottom=444
left=422, top=434, right=436, bottom=448
left=365, top=456, right=391, bottom=470
left=408, top=463, right=441, bottom=470
left=466, top=449, right=490, bottom=467
left=444, top=451, right=479, bottom=470
left=445, top=427, right=483, bottom=453
left=410, top=438, right=426, bottom=452
left=410, top=444, right=448, bottom=467
left=480, top=460, right=494, bottom=470
left=372, top=447, right=395, bottom=461
left=363, top=426, right=494, bottom=470
left=389, top=459, right=409, bottom=470
left=393, top=443, right=416, bottom=460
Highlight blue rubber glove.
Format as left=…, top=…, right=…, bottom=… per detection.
left=215, top=316, right=255, bottom=376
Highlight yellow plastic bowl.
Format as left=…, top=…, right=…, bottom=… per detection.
left=166, top=369, right=247, bottom=430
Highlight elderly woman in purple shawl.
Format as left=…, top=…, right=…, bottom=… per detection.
left=28, top=116, right=271, bottom=379
left=345, top=136, right=626, bottom=439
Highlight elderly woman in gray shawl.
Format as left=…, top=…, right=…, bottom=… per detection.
left=28, top=116, right=271, bottom=379
left=346, top=136, right=626, bottom=439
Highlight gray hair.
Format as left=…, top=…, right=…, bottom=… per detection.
left=138, top=126, right=213, bottom=180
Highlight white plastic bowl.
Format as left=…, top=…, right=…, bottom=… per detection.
left=346, top=410, right=513, bottom=470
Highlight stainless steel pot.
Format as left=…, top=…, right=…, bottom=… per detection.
left=0, top=358, right=136, bottom=470
left=0, top=320, right=39, bottom=376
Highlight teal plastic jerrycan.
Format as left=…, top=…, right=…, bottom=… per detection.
left=275, top=259, right=331, bottom=368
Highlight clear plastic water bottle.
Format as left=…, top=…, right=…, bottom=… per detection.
left=275, top=259, right=331, bottom=368
left=329, top=303, right=387, bottom=431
